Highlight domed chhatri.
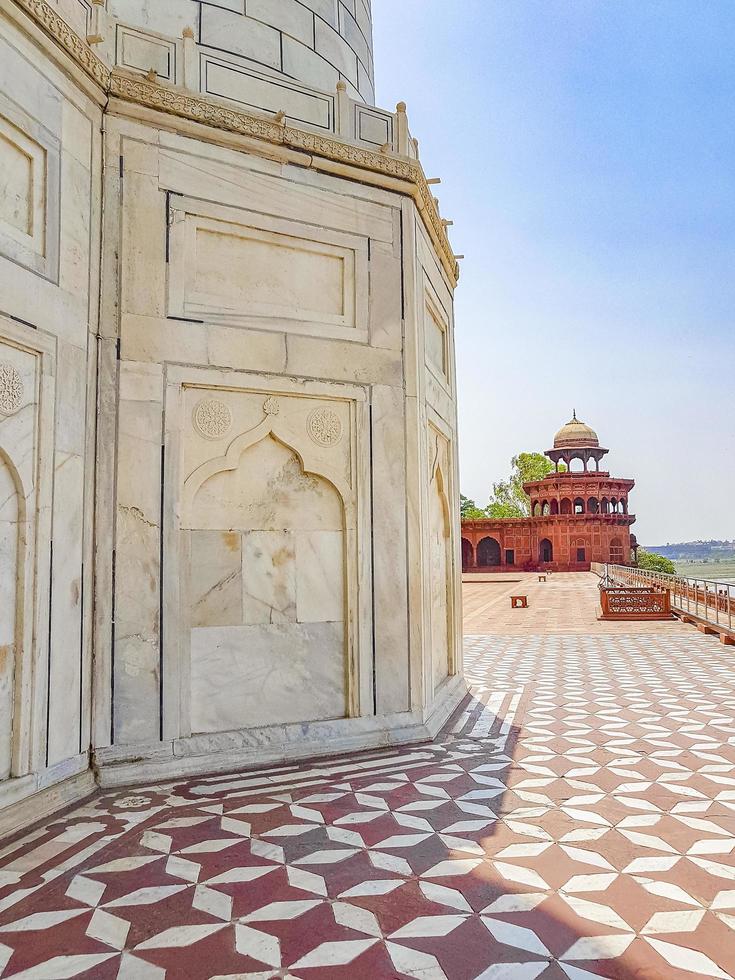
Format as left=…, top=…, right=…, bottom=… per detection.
left=553, top=411, right=599, bottom=449
left=547, top=411, right=609, bottom=472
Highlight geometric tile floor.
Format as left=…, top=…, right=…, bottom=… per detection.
left=2, top=627, right=735, bottom=977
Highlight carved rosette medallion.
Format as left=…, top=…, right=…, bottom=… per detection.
left=192, top=397, right=232, bottom=440
left=307, top=407, right=343, bottom=448
left=263, top=396, right=280, bottom=416
left=0, top=363, right=24, bottom=416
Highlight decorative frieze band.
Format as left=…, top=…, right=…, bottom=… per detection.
left=11, top=0, right=459, bottom=283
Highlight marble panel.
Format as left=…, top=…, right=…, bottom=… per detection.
left=189, top=529, right=243, bottom=628
left=355, top=105, right=392, bottom=148
left=299, top=0, right=339, bottom=28
left=0, top=118, right=37, bottom=240
left=337, top=2, right=370, bottom=74
left=202, top=57, right=334, bottom=130
left=116, top=25, right=176, bottom=80
left=371, top=385, right=409, bottom=714
left=429, top=432, right=451, bottom=695
left=187, top=217, right=352, bottom=322
left=113, top=380, right=163, bottom=745
left=247, top=0, right=314, bottom=46
left=107, top=0, right=199, bottom=39
left=46, top=451, right=84, bottom=767
left=242, top=530, right=297, bottom=625
left=314, top=19, right=358, bottom=85
left=200, top=7, right=281, bottom=70
left=166, top=200, right=369, bottom=339
left=282, top=36, right=340, bottom=95
left=0, top=89, right=60, bottom=281
left=295, top=530, right=344, bottom=623
left=190, top=621, right=346, bottom=733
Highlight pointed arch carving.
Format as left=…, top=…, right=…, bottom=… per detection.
left=182, top=414, right=352, bottom=526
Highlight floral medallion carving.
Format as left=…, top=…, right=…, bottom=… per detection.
left=193, top=397, right=232, bottom=440
left=263, top=396, right=280, bottom=416
left=0, top=363, right=24, bottom=416
left=307, top=407, right=343, bottom=448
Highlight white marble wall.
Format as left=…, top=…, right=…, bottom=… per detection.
left=0, top=0, right=463, bottom=815
left=87, top=102, right=463, bottom=781
left=106, top=0, right=375, bottom=104
left=0, top=6, right=101, bottom=824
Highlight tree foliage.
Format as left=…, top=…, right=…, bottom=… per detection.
left=462, top=453, right=566, bottom=520
left=636, top=549, right=676, bottom=575
left=486, top=453, right=560, bottom=518
left=460, top=494, right=487, bottom=520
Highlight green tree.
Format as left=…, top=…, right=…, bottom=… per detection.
left=460, top=494, right=487, bottom=519
left=487, top=452, right=561, bottom=518
left=636, top=549, right=676, bottom=575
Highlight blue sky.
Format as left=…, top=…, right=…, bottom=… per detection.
left=373, top=0, right=735, bottom=544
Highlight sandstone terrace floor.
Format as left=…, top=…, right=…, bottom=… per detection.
left=1, top=575, right=734, bottom=978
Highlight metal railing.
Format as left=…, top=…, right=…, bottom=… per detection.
left=601, top=563, right=734, bottom=633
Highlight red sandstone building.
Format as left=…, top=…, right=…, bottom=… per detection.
left=462, top=415, right=637, bottom=572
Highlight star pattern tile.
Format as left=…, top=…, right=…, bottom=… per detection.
left=2, top=625, right=735, bottom=978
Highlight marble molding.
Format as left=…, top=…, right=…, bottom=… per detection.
left=0, top=0, right=464, bottom=836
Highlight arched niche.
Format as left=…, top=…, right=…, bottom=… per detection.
left=560, top=498, right=572, bottom=515
left=539, top=538, right=553, bottom=563
left=184, top=431, right=351, bottom=736
left=461, top=537, right=473, bottom=570
left=550, top=499, right=559, bottom=515
left=574, top=497, right=585, bottom=515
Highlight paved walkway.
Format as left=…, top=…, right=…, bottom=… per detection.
left=462, top=572, right=683, bottom=635
left=1, top=578, right=735, bottom=978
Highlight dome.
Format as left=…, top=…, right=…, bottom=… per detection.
left=553, top=412, right=599, bottom=449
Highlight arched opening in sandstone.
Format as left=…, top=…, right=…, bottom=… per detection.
left=477, top=536, right=501, bottom=567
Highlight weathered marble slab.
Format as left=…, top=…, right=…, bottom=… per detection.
left=190, top=621, right=346, bottom=733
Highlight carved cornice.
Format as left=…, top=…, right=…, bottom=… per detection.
left=12, top=0, right=111, bottom=88
left=109, top=72, right=458, bottom=282
left=10, top=0, right=459, bottom=283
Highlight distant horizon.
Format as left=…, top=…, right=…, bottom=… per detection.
left=373, top=0, right=735, bottom=543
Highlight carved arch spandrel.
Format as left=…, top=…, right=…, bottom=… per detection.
left=182, top=416, right=352, bottom=528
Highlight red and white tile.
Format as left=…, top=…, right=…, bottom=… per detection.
left=2, top=628, right=735, bottom=978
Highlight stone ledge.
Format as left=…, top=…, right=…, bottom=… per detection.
left=94, top=675, right=468, bottom=789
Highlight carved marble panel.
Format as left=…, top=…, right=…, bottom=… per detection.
left=0, top=92, right=60, bottom=281
left=116, top=24, right=177, bottom=81
left=167, top=195, right=369, bottom=340
left=168, top=381, right=359, bottom=739
left=201, top=54, right=335, bottom=131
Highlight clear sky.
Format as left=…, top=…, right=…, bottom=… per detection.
left=372, top=0, right=735, bottom=545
